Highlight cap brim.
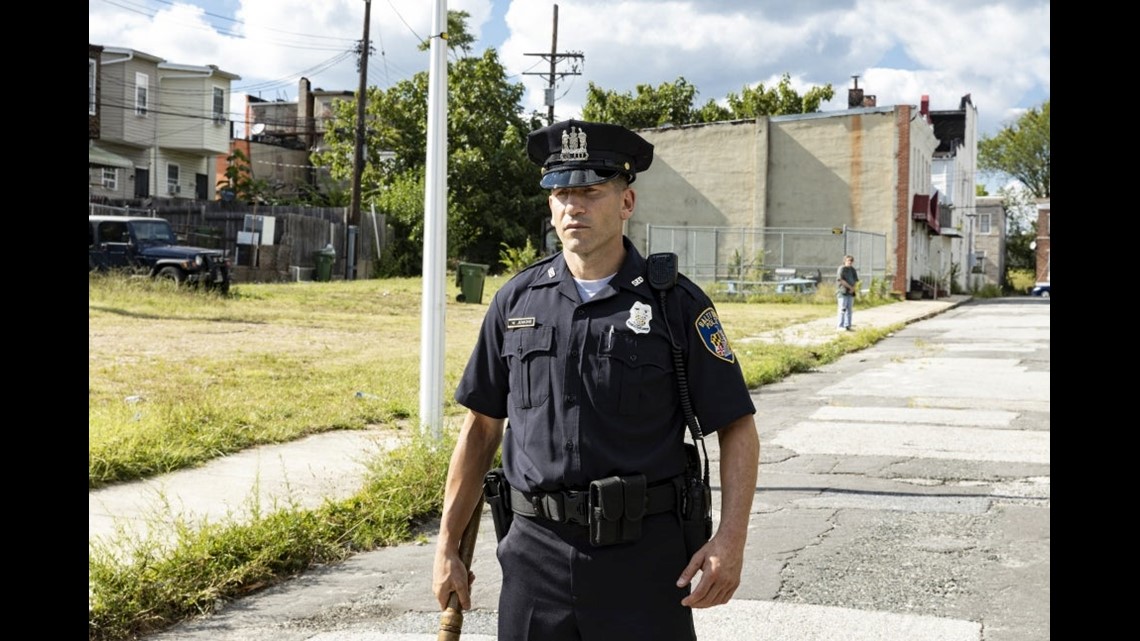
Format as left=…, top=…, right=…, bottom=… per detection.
left=540, top=168, right=623, bottom=189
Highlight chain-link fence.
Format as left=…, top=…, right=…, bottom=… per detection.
left=644, top=225, right=887, bottom=290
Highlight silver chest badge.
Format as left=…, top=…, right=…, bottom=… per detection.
left=626, top=301, right=653, bottom=334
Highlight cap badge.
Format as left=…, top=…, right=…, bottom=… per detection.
left=559, top=126, right=589, bottom=162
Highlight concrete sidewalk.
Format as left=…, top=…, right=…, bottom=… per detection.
left=738, top=295, right=970, bottom=347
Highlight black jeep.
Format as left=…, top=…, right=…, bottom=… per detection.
left=89, top=215, right=232, bottom=293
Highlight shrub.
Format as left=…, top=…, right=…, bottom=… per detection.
left=498, top=238, right=540, bottom=274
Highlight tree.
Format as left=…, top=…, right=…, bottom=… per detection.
left=998, top=184, right=1037, bottom=272
left=721, top=73, right=835, bottom=119
left=581, top=77, right=701, bottom=128
left=417, top=9, right=477, bottom=58
left=581, top=74, right=834, bottom=128
left=978, top=100, right=1050, bottom=198
left=311, top=12, right=545, bottom=275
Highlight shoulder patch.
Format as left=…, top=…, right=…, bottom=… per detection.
left=694, top=307, right=735, bottom=363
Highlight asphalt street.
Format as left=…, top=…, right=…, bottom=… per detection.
left=91, top=296, right=1050, bottom=641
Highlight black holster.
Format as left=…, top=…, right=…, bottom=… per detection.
left=483, top=468, right=514, bottom=542
left=588, top=474, right=647, bottom=546
left=678, top=443, right=712, bottom=557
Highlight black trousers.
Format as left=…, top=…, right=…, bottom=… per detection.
left=496, top=511, right=697, bottom=641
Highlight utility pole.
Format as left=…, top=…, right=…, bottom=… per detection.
left=347, top=0, right=372, bottom=279
left=523, top=4, right=583, bottom=125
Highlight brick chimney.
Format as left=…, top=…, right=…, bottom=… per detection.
left=849, top=76, right=877, bottom=108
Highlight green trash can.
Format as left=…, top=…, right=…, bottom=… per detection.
left=313, top=244, right=336, bottom=282
left=456, top=262, right=489, bottom=304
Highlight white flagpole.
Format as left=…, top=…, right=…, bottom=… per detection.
left=420, top=0, right=448, bottom=439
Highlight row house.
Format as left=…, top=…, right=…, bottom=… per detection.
left=216, top=77, right=354, bottom=202
left=971, top=196, right=1008, bottom=289
left=89, top=45, right=239, bottom=203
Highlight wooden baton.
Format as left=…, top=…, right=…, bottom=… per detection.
left=437, top=496, right=485, bottom=641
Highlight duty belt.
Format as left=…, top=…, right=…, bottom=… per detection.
left=508, top=480, right=678, bottom=526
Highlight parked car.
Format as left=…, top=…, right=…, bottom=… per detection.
left=1030, top=282, right=1050, bottom=298
left=89, top=215, right=232, bottom=293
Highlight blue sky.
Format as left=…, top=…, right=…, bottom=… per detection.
left=90, top=0, right=1049, bottom=167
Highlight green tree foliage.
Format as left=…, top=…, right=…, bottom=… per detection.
left=418, top=9, right=477, bottom=57
left=581, top=77, right=701, bottom=128
left=723, top=73, right=835, bottom=118
left=998, top=184, right=1037, bottom=273
left=311, top=12, right=546, bottom=275
left=582, top=73, right=835, bottom=128
left=978, top=100, right=1050, bottom=198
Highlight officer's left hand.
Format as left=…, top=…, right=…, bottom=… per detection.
left=676, top=535, right=744, bottom=608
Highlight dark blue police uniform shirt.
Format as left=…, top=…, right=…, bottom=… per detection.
left=455, top=237, right=755, bottom=493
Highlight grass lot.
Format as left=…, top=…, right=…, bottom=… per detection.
left=89, top=271, right=893, bottom=640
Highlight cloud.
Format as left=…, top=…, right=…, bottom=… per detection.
left=89, top=0, right=1048, bottom=140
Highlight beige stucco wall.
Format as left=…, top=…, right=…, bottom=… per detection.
left=630, top=108, right=934, bottom=287
left=631, top=119, right=767, bottom=251
left=765, top=111, right=899, bottom=233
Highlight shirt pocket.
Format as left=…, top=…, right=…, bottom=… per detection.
left=602, top=332, right=674, bottom=416
left=502, top=325, right=554, bottom=409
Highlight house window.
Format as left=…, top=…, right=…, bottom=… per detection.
left=213, top=87, right=226, bottom=125
left=102, top=167, right=117, bottom=191
left=89, top=59, right=97, bottom=115
left=978, top=213, right=992, bottom=234
left=135, top=72, right=149, bottom=116
left=972, top=250, right=986, bottom=274
left=167, top=164, right=181, bottom=195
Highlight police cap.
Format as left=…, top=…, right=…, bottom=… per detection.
left=526, top=119, right=654, bottom=189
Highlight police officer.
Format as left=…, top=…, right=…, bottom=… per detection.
left=433, top=119, right=760, bottom=641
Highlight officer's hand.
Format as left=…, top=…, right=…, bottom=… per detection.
left=432, top=548, right=476, bottom=611
left=676, top=535, right=744, bottom=609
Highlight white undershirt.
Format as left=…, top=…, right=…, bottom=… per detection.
left=574, top=273, right=617, bottom=301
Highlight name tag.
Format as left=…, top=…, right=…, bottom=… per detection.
left=507, top=317, right=536, bottom=329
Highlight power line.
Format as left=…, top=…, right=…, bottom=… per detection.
left=98, top=0, right=356, bottom=48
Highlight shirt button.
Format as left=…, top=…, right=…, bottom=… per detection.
left=629, top=354, right=637, bottom=361
left=565, top=394, right=576, bottom=404
left=565, top=441, right=575, bottom=451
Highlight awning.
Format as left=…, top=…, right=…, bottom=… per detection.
left=89, top=144, right=134, bottom=169
left=911, top=192, right=941, bottom=234
left=911, top=194, right=930, bottom=220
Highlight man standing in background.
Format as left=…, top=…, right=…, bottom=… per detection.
left=836, top=254, right=858, bottom=331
